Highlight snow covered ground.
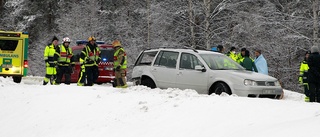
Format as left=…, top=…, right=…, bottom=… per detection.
left=0, top=76, right=320, bottom=137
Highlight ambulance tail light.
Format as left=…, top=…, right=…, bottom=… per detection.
left=24, top=60, right=28, bottom=68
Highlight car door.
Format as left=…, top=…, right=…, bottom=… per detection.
left=151, top=51, right=179, bottom=88
left=176, top=53, right=208, bottom=94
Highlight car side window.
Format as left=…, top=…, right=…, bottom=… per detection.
left=180, top=53, right=202, bottom=70
left=154, top=51, right=178, bottom=68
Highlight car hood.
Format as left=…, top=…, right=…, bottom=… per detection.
left=213, top=70, right=278, bottom=81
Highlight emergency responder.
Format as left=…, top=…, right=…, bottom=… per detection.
left=240, top=50, right=258, bottom=72
left=43, top=36, right=59, bottom=85
left=77, top=36, right=101, bottom=86
left=112, top=40, right=127, bottom=88
left=55, top=37, right=74, bottom=85
left=307, top=46, right=320, bottom=103
left=299, top=51, right=310, bottom=102
left=237, top=48, right=246, bottom=63
left=226, top=46, right=238, bottom=62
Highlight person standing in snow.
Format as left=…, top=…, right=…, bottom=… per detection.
left=55, top=37, right=74, bottom=85
left=112, top=40, right=127, bottom=88
left=299, top=51, right=310, bottom=102
left=307, top=46, right=320, bottom=103
left=77, top=36, right=101, bottom=86
left=254, top=49, right=268, bottom=75
left=43, top=36, right=59, bottom=85
left=240, top=50, right=257, bottom=72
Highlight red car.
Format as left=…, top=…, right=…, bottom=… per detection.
left=65, top=40, right=115, bottom=84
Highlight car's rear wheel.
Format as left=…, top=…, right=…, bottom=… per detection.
left=141, top=78, right=156, bottom=89
left=212, top=82, right=231, bottom=95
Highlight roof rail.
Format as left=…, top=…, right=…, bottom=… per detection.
left=76, top=40, right=105, bottom=45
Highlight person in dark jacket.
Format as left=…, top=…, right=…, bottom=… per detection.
left=307, top=46, right=320, bottom=103
left=78, top=36, right=101, bottom=86
left=240, top=50, right=258, bottom=72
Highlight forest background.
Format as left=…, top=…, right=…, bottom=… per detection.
left=1, top=0, right=319, bottom=92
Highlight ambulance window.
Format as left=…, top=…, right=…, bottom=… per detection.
left=100, top=48, right=114, bottom=62
left=0, top=40, right=19, bottom=51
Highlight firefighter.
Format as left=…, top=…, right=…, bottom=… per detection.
left=77, top=36, right=101, bottom=86
left=43, top=36, right=59, bottom=85
left=55, top=37, right=74, bottom=85
left=112, top=40, right=127, bottom=88
left=299, top=51, right=310, bottom=102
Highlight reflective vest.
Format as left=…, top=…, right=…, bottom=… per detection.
left=44, top=44, right=58, bottom=66
left=57, top=44, right=73, bottom=66
left=114, top=47, right=127, bottom=69
left=82, top=45, right=100, bottom=66
left=226, top=51, right=238, bottom=62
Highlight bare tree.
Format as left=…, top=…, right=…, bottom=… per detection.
left=188, top=0, right=196, bottom=48
left=313, top=0, right=319, bottom=47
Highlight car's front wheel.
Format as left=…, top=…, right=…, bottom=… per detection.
left=141, top=78, right=156, bottom=89
left=211, top=82, right=231, bottom=95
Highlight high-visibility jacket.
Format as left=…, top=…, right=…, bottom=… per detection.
left=44, top=44, right=58, bottom=66
left=80, top=44, right=101, bottom=67
left=114, top=47, right=127, bottom=69
left=299, top=61, right=309, bottom=85
left=226, top=51, right=238, bottom=62
left=57, top=44, right=74, bottom=66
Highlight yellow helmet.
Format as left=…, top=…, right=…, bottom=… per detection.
left=112, top=40, right=121, bottom=47
left=88, top=36, right=96, bottom=41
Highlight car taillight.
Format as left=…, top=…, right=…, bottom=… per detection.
left=24, top=60, right=28, bottom=68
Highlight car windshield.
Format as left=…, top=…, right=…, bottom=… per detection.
left=200, top=54, right=245, bottom=70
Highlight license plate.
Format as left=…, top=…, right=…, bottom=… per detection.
left=263, top=89, right=276, bottom=94
left=2, top=64, right=12, bottom=68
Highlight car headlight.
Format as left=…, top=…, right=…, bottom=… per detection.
left=244, top=79, right=257, bottom=86
left=274, top=81, right=281, bottom=86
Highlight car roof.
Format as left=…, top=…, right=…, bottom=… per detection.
left=144, top=48, right=222, bottom=55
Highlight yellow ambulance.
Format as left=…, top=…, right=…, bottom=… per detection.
left=0, top=31, right=29, bottom=83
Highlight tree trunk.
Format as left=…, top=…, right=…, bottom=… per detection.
left=313, top=0, right=319, bottom=47
left=147, top=0, right=150, bottom=48
left=204, top=0, right=211, bottom=50
left=188, top=0, right=196, bottom=48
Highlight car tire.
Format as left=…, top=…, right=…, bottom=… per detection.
left=141, top=78, right=156, bottom=89
left=13, top=76, right=22, bottom=83
left=212, top=82, right=231, bottom=95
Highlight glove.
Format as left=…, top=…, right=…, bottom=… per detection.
left=49, top=63, right=55, bottom=67
left=81, top=65, right=85, bottom=72
left=46, top=62, right=50, bottom=67
left=116, top=66, right=121, bottom=71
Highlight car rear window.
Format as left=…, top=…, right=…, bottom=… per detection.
left=100, top=48, right=114, bottom=62
left=73, top=49, right=82, bottom=62
left=135, top=51, right=158, bottom=66
left=0, top=40, right=18, bottom=51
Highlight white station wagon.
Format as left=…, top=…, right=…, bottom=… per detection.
left=131, top=48, right=283, bottom=99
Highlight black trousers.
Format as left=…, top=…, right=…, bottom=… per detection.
left=56, top=66, right=72, bottom=84
left=309, top=82, right=320, bottom=103
left=85, top=66, right=99, bottom=86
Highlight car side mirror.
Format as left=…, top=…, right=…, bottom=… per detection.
left=195, top=65, right=206, bottom=72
